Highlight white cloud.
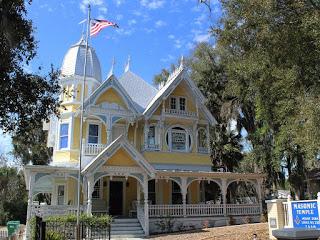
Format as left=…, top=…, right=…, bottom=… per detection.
left=140, top=0, right=165, bottom=9
left=193, top=33, right=210, bottom=43
left=168, top=34, right=175, bottom=39
left=128, top=19, right=137, bottom=26
left=195, top=13, right=207, bottom=26
left=161, top=54, right=174, bottom=63
left=116, top=14, right=123, bottom=20
left=155, top=20, right=166, bottom=28
left=114, top=0, right=125, bottom=6
left=80, top=0, right=104, bottom=13
left=174, top=39, right=182, bottom=49
left=99, top=6, right=108, bottom=13
left=116, top=28, right=135, bottom=36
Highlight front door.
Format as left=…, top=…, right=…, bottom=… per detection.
left=109, top=181, right=123, bottom=216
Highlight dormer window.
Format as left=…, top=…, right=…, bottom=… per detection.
left=148, top=126, right=156, bottom=145
left=88, top=124, right=99, bottom=144
left=170, top=97, right=186, bottom=111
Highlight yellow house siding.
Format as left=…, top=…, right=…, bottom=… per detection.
left=95, top=88, right=128, bottom=109
left=105, top=148, right=138, bottom=167
left=125, top=178, right=137, bottom=215
left=188, top=181, right=199, bottom=204
left=143, top=152, right=211, bottom=166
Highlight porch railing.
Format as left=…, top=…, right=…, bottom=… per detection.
left=143, top=144, right=160, bottom=151
left=186, top=204, right=224, bottom=216
left=226, top=204, right=260, bottom=215
left=164, top=109, right=197, bottom=118
left=84, top=143, right=106, bottom=155
left=197, top=147, right=209, bottom=154
left=148, top=204, right=260, bottom=217
left=283, top=202, right=289, bottom=227
left=31, top=205, right=86, bottom=218
left=148, top=204, right=183, bottom=217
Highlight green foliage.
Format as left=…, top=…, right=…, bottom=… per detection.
left=0, top=162, right=27, bottom=225
left=206, top=0, right=320, bottom=197
left=0, top=0, right=61, bottom=134
left=45, top=214, right=113, bottom=226
left=12, top=123, right=52, bottom=165
left=46, top=230, right=66, bottom=240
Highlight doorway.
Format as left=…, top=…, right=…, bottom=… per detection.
left=109, top=181, right=123, bottom=216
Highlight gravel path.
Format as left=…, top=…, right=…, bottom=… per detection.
left=148, top=223, right=269, bottom=240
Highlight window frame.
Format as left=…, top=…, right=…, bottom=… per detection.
left=86, top=121, right=101, bottom=145
left=56, top=184, right=66, bottom=205
left=92, top=179, right=103, bottom=199
left=59, top=120, right=71, bottom=150
left=165, top=125, right=192, bottom=152
left=87, top=123, right=100, bottom=144
left=169, top=96, right=187, bottom=111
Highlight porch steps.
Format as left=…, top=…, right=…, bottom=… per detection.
left=111, top=218, right=145, bottom=239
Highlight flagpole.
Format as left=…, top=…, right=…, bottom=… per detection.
left=76, top=4, right=90, bottom=239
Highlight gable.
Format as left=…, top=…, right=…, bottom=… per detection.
left=144, top=67, right=217, bottom=125
left=95, top=88, right=128, bottom=110
left=104, top=148, right=138, bottom=167
left=83, top=75, right=139, bottom=115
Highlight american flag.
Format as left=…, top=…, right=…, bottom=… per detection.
left=90, top=19, right=119, bottom=36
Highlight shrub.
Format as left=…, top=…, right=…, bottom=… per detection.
left=46, top=230, right=66, bottom=240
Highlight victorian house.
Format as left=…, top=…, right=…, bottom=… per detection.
left=24, top=38, right=265, bottom=236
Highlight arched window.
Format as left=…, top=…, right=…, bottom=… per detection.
left=166, top=126, right=192, bottom=152
left=197, top=128, right=208, bottom=153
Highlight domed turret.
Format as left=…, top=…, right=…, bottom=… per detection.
left=61, top=37, right=102, bottom=82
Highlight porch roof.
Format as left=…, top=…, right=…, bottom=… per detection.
left=82, top=135, right=156, bottom=177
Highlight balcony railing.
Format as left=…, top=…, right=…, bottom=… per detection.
left=84, top=143, right=106, bottom=155
left=198, top=147, right=209, bottom=154
left=143, top=143, right=160, bottom=151
left=164, top=108, right=196, bottom=118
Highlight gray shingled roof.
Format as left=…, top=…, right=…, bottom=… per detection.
left=118, top=71, right=158, bottom=112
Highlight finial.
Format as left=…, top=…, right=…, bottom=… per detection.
left=125, top=55, right=131, bottom=73
left=107, top=57, right=115, bottom=79
left=180, top=55, right=184, bottom=68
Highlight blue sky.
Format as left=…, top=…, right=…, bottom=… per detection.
left=0, top=0, right=222, bottom=157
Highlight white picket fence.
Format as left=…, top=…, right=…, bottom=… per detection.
left=0, top=230, right=8, bottom=239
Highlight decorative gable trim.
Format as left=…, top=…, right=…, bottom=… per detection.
left=143, top=68, right=217, bottom=125
left=82, top=135, right=156, bottom=177
left=83, top=75, right=140, bottom=116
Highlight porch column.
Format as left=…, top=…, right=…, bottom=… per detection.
left=144, top=120, right=149, bottom=148
left=87, top=175, right=94, bottom=216
left=106, top=116, right=112, bottom=145
left=256, top=178, right=263, bottom=214
left=143, top=175, right=149, bottom=236
left=221, top=179, right=227, bottom=217
left=181, top=177, right=187, bottom=218
left=26, top=172, right=35, bottom=222
left=137, top=182, right=141, bottom=205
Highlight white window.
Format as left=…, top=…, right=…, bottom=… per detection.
left=179, top=97, right=186, bottom=111
left=59, top=123, right=69, bottom=149
left=170, top=97, right=176, bottom=110
left=92, top=180, right=102, bottom=199
left=170, top=97, right=186, bottom=111
left=148, top=126, right=156, bottom=145
left=166, top=126, right=192, bottom=152
left=57, top=185, right=65, bottom=205
left=88, top=124, right=99, bottom=144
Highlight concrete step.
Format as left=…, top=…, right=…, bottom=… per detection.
left=112, top=226, right=142, bottom=231
left=111, top=223, right=141, bottom=227
left=111, top=230, right=144, bottom=235
left=113, top=218, right=139, bottom=223
left=111, top=235, right=145, bottom=239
